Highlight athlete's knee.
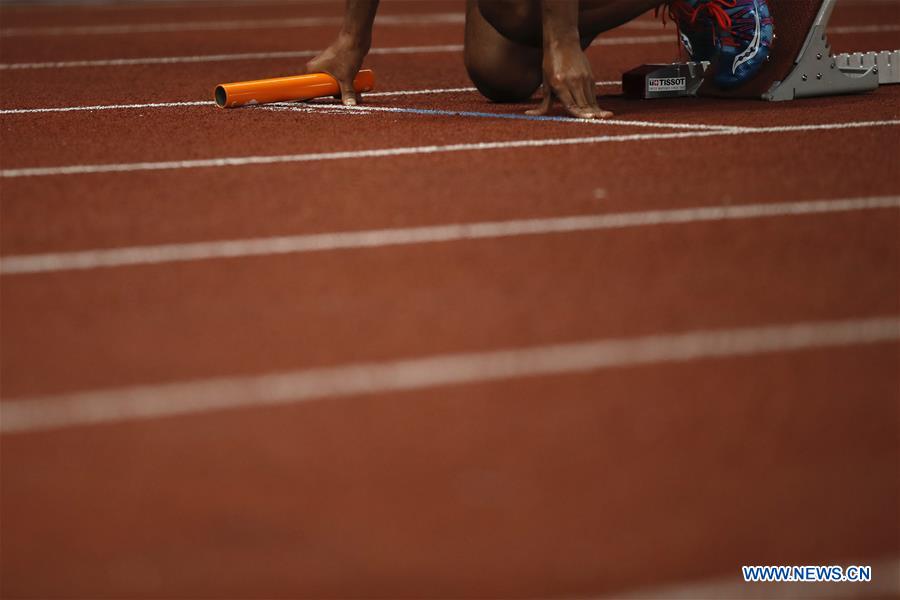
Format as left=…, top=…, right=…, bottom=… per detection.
left=465, top=47, right=542, bottom=102
left=465, top=0, right=542, bottom=102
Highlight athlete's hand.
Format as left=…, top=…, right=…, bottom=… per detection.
left=304, top=33, right=369, bottom=106
left=527, top=37, right=612, bottom=119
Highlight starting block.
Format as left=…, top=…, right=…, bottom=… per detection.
left=624, top=0, right=899, bottom=101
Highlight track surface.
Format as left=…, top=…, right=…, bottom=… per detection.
left=1, top=1, right=898, bottom=598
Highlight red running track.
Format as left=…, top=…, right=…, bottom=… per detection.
left=1, top=0, right=898, bottom=598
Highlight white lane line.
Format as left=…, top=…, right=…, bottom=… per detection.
left=2, top=0, right=356, bottom=6
left=0, top=100, right=213, bottom=114
left=2, top=196, right=896, bottom=275
left=2, top=13, right=892, bottom=38
left=0, top=12, right=466, bottom=36
left=0, top=25, right=887, bottom=70
left=365, top=86, right=477, bottom=97
left=1, top=0, right=462, bottom=8
left=620, top=20, right=673, bottom=30
left=0, top=93, right=724, bottom=134
left=0, top=83, right=621, bottom=115
left=829, top=24, right=900, bottom=34
left=0, top=36, right=673, bottom=71
left=2, top=119, right=897, bottom=179
left=593, top=34, right=673, bottom=45
left=0, top=44, right=465, bottom=70
left=0, top=131, right=725, bottom=178
left=2, top=316, right=897, bottom=434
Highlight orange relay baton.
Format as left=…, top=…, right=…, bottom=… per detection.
left=215, top=69, right=375, bottom=108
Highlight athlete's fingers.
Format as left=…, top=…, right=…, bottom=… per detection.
left=338, top=79, right=359, bottom=106
left=583, top=78, right=601, bottom=110
left=570, top=78, right=592, bottom=111
left=579, top=105, right=615, bottom=119
left=573, top=106, right=613, bottom=119
left=573, top=100, right=614, bottom=119
left=566, top=79, right=612, bottom=119
left=555, top=82, right=576, bottom=109
left=525, top=82, right=553, bottom=116
left=525, top=94, right=552, bottom=116
left=555, top=84, right=579, bottom=116
left=561, top=89, right=607, bottom=120
left=572, top=76, right=610, bottom=118
left=563, top=92, right=610, bottom=119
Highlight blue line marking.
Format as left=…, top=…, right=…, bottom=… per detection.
left=281, top=100, right=606, bottom=125
left=268, top=99, right=728, bottom=131
left=370, top=106, right=597, bottom=124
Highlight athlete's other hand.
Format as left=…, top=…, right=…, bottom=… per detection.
left=527, top=38, right=612, bottom=119
left=304, top=33, right=369, bottom=106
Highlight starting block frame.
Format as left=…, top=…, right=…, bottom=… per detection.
left=765, top=0, right=877, bottom=100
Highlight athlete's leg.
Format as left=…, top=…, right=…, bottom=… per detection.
left=465, top=0, right=664, bottom=103
left=464, top=0, right=543, bottom=102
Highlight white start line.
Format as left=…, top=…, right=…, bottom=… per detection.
left=0, top=84, right=619, bottom=115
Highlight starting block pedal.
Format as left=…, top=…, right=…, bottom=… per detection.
left=623, top=0, right=898, bottom=102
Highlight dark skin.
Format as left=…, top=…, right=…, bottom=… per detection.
left=303, top=0, right=379, bottom=107
left=529, top=0, right=611, bottom=118
left=305, top=0, right=664, bottom=118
